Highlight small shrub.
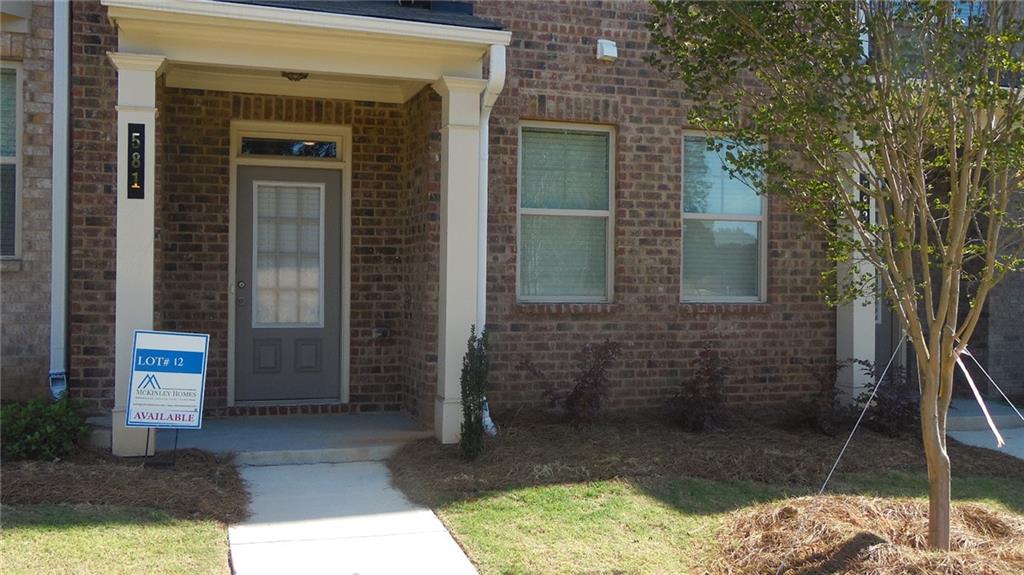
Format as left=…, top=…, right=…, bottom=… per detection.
left=459, top=326, right=488, bottom=461
left=533, top=340, right=622, bottom=426
left=1, top=397, right=89, bottom=461
left=778, top=359, right=855, bottom=436
left=668, top=342, right=728, bottom=432
left=854, top=360, right=920, bottom=437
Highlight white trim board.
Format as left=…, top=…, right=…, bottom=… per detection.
left=228, top=120, right=352, bottom=406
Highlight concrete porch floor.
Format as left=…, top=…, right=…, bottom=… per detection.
left=155, top=413, right=433, bottom=465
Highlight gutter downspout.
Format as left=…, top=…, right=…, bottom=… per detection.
left=49, top=0, right=71, bottom=400
left=476, top=44, right=506, bottom=329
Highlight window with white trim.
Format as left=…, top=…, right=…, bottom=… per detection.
left=518, top=124, right=614, bottom=302
left=1, top=64, right=21, bottom=258
left=681, top=134, right=766, bottom=302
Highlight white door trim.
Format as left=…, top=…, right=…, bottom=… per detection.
left=228, top=120, right=352, bottom=406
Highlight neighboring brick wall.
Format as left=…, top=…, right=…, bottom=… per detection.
left=987, top=200, right=1024, bottom=398
left=1, top=1, right=54, bottom=402
left=988, top=274, right=1023, bottom=398
left=475, top=0, right=835, bottom=412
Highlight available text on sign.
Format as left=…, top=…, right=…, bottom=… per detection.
left=126, top=330, right=209, bottom=429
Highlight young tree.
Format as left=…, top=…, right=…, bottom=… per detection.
left=649, top=0, right=1023, bottom=550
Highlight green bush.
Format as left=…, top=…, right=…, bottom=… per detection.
left=1, top=397, right=89, bottom=460
left=460, top=326, right=488, bottom=461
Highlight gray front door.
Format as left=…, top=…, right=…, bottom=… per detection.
left=235, top=166, right=341, bottom=401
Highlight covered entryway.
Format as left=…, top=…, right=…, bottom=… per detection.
left=102, top=0, right=510, bottom=455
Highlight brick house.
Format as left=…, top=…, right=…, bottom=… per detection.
left=0, top=0, right=1018, bottom=456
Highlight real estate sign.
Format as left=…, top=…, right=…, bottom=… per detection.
left=126, top=330, right=209, bottom=429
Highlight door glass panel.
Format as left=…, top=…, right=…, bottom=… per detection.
left=254, top=182, right=323, bottom=326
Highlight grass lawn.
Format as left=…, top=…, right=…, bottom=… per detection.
left=390, top=419, right=1024, bottom=575
left=1, top=505, right=229, bottom=575
left=1, top=450, right=246, bottom=575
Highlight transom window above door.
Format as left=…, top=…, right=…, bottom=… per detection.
left=518, top=123, right=615, bottom=303
left=681, top=134, right=767, bottom=303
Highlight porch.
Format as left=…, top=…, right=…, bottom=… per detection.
left=155, top=413, right=432, bottom=465
left=101, top=0, right=511, bottom=455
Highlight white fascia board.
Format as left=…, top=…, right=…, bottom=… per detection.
left=101, top=0, right=511, bottom=47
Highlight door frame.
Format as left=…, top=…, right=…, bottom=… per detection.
left=227, top=120, right=352, bottom=406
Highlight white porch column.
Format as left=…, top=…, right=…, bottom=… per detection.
left=109, top=53, right=164, bottom=456
left=432, top=77, right=486, bottom=444
left=836, top=187, right=876, bottom=403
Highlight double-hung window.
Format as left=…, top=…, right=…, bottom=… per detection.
left=518, top=124, right=614, bottom=302
left=1, top=63, right=21, bottom=258
left=681, top=134, right=766, bottom=302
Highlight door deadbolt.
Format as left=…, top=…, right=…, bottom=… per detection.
left=237, top=280, right=246, bottom=289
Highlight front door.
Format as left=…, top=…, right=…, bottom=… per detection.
left=235, top=167, right=341, bottom=401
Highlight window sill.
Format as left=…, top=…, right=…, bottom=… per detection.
left=0, top=258, right=23, bottom=272
left=678, top=301, right=773, bottom=314
left=514, top=301, right=620, bottom=315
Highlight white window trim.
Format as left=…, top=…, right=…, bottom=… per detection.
left=517, top=121, right=616, bottom=304
left=680, top=131, right=768, bottom=304
left=1, top=62, right=23, bottom=260
left=251, top=179, right=327, bottom=329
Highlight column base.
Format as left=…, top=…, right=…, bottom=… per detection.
left=111, top=409, right=156, bottom=456
left=434, top=397, right=461, bottom=444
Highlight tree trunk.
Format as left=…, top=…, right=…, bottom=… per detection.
left=920, top=362, right=952, bottom=550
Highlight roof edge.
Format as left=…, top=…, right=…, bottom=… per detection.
left=101, top=0, right=511, bottom=47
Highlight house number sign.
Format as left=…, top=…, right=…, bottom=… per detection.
left=127, top=123, right=145, bottom=199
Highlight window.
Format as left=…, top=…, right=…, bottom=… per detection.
left=681, top=134, right=766, bottom=302
left=241, top=137, right=337, bottom=159
left=518, top=124, right=614, bottom=302
left=253, top=181, right=324, bottom=327
left=1, top=64, right=21, bottom=258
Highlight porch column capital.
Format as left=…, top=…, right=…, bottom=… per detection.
left=432, top=76, right=486, bottom=127
left=108, top=52, right=165, bottom=109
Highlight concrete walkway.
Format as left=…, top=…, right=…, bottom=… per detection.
left=229, top=462, right=477, bottom=575
left=950, top=428, right=1024, bottom=460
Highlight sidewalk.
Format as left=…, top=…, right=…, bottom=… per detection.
left=228, top=461, right=477, bottom=575
left=949, top=427, right=1024, bottom=460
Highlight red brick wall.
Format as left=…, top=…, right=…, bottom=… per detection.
left=70, top=1, right=414, bottom=414
left=475, top=0, right=835, bottom=411
left=399, top=88, right=442, bottom=423
left=68, top=0, right=835, bottom=418
left=68, top=0, right=118, bottom=409
left=156, top=89, right=411, bottom=412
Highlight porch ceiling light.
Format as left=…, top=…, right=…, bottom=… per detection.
left=281, top=71, right=309, bottom=82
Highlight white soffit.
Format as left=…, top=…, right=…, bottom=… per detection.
left=102, top=0, right=511, bottom=82
left=165, top=64, right=427, bottom=103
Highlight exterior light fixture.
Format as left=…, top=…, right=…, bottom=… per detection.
left=281, top=71, right=310, bottom=82
left=596, top=39, right=618, bottom=62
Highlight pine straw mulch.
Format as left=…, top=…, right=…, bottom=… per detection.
left=388, top=416, right=1024, bottom=506
left=1, top=448, right=248, bottom=524
left=713, top=495, right=1024, bottom=575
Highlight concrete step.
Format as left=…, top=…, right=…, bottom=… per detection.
left=236, top=444, right=400, bottom=466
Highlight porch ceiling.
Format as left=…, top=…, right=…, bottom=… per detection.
left=103, top=0, right=511, bottom=97
left=164, top=63, right=427, bottom=103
